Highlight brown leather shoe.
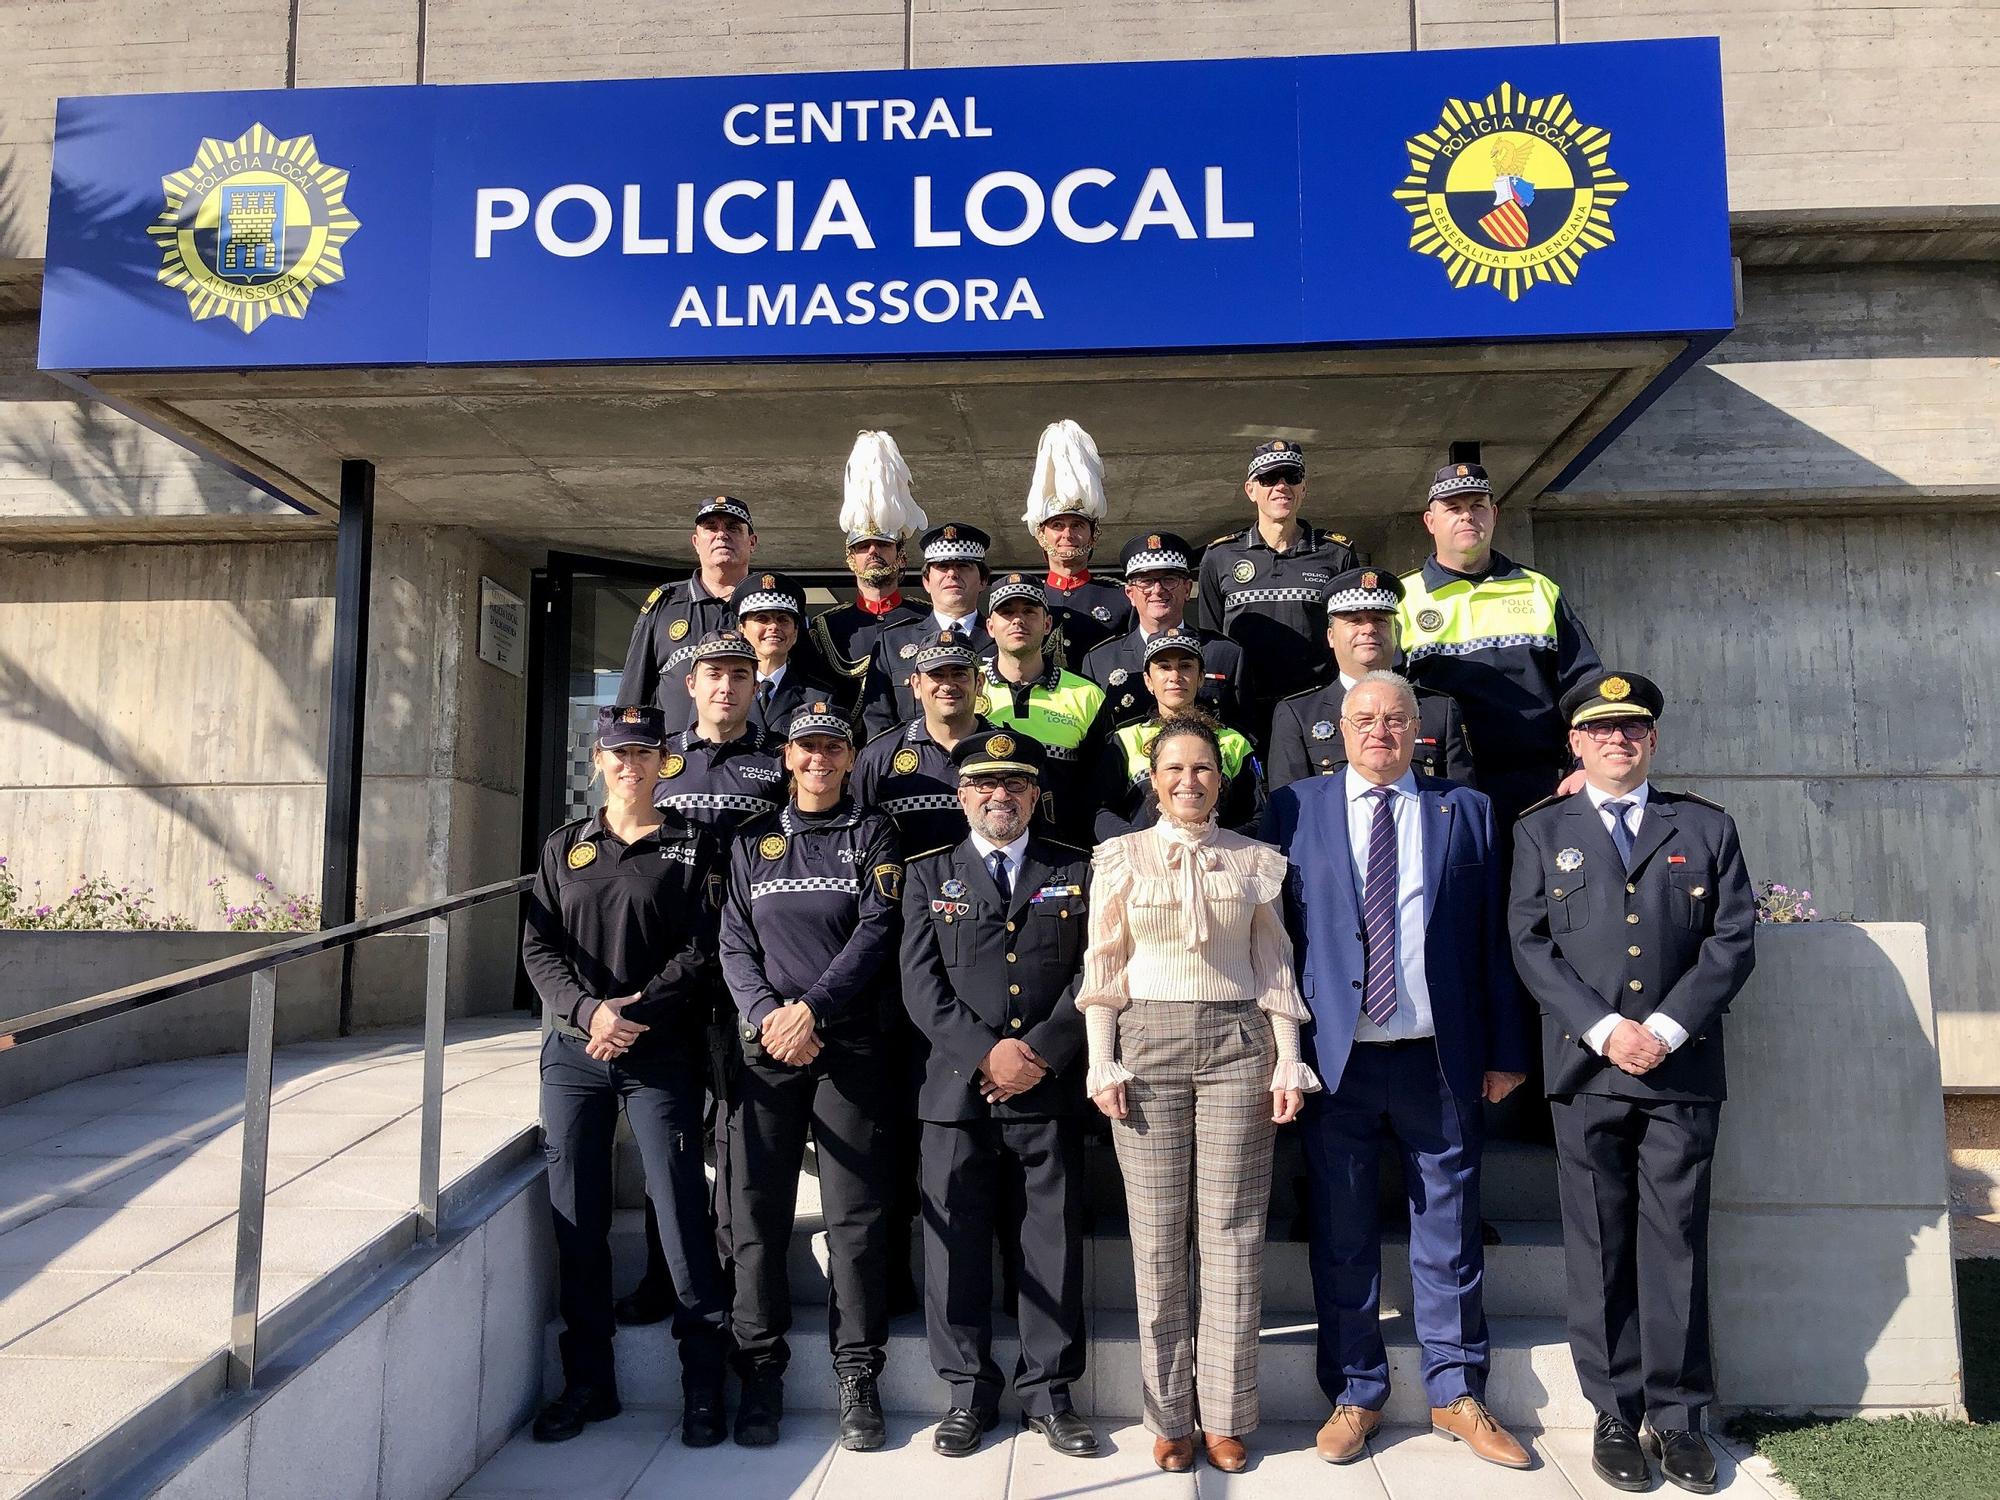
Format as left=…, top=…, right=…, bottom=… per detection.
left=1315, top=1405, right=1381, bottom=1464
left=1430, top=1396, right=1532, bottom=1469
left=1201, top=1433, right=1248, bottom=1472
left=1153, top=1435, right=1195, bottom=1472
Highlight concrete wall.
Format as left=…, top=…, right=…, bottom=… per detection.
left=0, top=524, right=531, bottom=1010
left=1713, top=922, right=1961, bottom=1414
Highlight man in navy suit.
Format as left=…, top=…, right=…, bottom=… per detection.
left=1264, top=670, right=1534, bottom=1471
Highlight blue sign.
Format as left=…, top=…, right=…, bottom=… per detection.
left=39, top=38, right=1732, bottom=372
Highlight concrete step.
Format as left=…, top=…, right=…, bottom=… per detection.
left=606, top=1212, right=1568, bottom=1319
left=551, top=1306, right=1591, bottom=1428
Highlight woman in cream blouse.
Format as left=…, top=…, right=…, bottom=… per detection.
left=1078, top=713, right=1319, bottom=1473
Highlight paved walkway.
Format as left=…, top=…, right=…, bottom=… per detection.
left=0, top=1019, right=540, bottom=1498
left=454, top=1411, right=1801, bottom=1498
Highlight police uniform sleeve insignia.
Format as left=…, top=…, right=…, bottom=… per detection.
left=1232, top=560, right=1256, bottom=583
left=659, top=754, right=685, bottom=779
left=758, top=834, right=786, bottom=859
left=1556, top=847, right=1584, bottom=872
left=873, top=863, right=903, bottom=900
left=1415, top=607, right=1445, bottom=632
left=640, top=586, right=665, bottom=615
left=668, top=618, right=690, bottom=641
left=1108, top=668, right=1128, bottom=686
left=566, top=842, right=597, bottom=870
left=704, top=871, right=725, bottom=909
left=892, top=748, right=920, bottom=774
left=1311, top=720, right=1335, bottom=740
left=899, top=642, right=918, bottom=659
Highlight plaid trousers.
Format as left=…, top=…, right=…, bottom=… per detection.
left=1109, top=997, right=1277, bottom=1438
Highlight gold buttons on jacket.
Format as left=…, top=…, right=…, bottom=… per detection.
left=1691, top=886, right=1706, bottom=898
left=1006, top=952, right=1017, bottom=964
left=1629, top=980, right=1644, bottom=992
left=1009, top=984, right=1020, bottom=996
left=1626, top=913, right=1640, bottom=925
left=1552, top=887, right=1565, bottom=898
left=1626, top=882, right=1638, bottom=894
left=1009, top=1018, right=1023, bottom=1030
left=1628, top=945, right=1642, bottom=957
left=1006, top=921, right=1016, bottom=933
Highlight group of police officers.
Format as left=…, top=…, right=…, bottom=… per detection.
left=523, top=427, right=1752, bottom=1495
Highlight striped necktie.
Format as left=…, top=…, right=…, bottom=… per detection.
left=1362, top=786, right=1400, bottom=1026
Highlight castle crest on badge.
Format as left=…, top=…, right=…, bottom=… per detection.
left=1393, top=83, right=1627, bottom=302
left=148, top=125, right=362, bottom=334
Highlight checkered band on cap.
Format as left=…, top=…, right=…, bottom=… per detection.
left=690, top=630, right=757, bottom=662
left=1142, top=628, right=1204, bottom=664
left=913, top=632, right=977, bottom=672
left=735, top=588, right=801, bottom=618
left=785, top=702, right=853, bottom=741
left=1426, top=463, right=1492, bottom=503
left=987, top=573, right=1046, bottom=609
left=696, top=495, right=754, bottom=526
left=1125, top=545, right=1192, bottom=575
left=1247, top=441, right=1308, bottom=480
left=1325, top=584, right=1403, bottom=615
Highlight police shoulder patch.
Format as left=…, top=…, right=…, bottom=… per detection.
left=667, top=618, right=690, bottom=640
left=1232, top=560, right=1256, bottom=583
left=659, top=754, right=685, bottom=779
left=892, top=748, right=921, bottom=775
left=758, top=834, right=786, bottom=859
left=1329, top=532, right=1352, bottom=545
left=640, top=585, right=666, bottom=615
left=873, top=864, right=903, bottom=900
left=566, top=842, right=597, bottom=870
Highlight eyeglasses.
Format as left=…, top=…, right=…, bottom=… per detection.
left=963, top=776, right=1033, bottom=797
left=1126, top=577, right=1184, bottom=592
left=1578, top=721, right=1654, bottom=743
left=1256, top=468, right=1304, bottom=486
left=1343, top=714, right=1414, bottom=734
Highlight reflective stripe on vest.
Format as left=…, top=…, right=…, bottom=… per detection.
left=1396, top=567, right=1563, bottom=664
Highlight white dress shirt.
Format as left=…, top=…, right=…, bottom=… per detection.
left=966, top=827, right=1030, bottom=897
left=1337, top=670, right=1359, bottom=691
left=1343, top=767, right=1434, bottom=1041
left=756, top=662, right=789, bottom=693
left=932, top=609, right=980, bottom=637
left=1578, top=778, right=1690, bottom=1057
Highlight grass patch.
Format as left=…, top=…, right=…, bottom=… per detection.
left=1725, top=1260, right=2000, bottom=1499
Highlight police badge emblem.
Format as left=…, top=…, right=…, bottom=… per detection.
left=987, top=734, right=1015, bottom=757
left=758, top=834, right=786, bottom=860
left=660, top=754, right=685, bottom=779
left=900, top=643, right=918, bottom=659
left=1092, top=606, right=1111, bottom=622
left=1108, top=669, right=1128, bottom=686
left=940, top=878, right=968, bottom=900
left=1556, top=848, right=1584, bottom=872
left=1311, top=720, right=1335, bottom=740
left=668, top=618, right=690, bottom=641
left=1415, top=608, right=1444, bottom=633
left=892, top=748, right=920, bottom=775
left=567, top=843, right=597, bottom=870
left=1119, top=694, right=1134, bottom=709
left=1601, top=676, right=1632, bottom=701
left=1232, top=560, right=1255, bottom=584
left=873, top=864, right=902, bottom=900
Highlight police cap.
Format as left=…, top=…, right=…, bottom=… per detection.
left=1142, top=626, right=1205, bottom=667
left=913, top=629, right=977, bottom=674
left=953, top=727, right=1046, bottom=781
left=785, top=700, right=854, bottom=743
left=688, top=629, right=758, bottom=665
left=1247, top=439, right=1306, bottom=482
left=695, top=494, right=754, bottom=528
left=1426, top=463, right=1493, bottom=506
left=920, top=522, right=991, bottom=568
left=596, top=704, right=667, bottom=749
left=731, top=570, right=806, bottom=622
left=1324, top=566, right=1404, bottom=616
left=986, top=572, right=1048, bottom=612
left=1562, top=671, right=1665, bottom=727
left=1119, top=530, right=1195, bottom=578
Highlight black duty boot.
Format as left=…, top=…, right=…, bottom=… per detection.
left=532, top=1384, right=621, bottom=1443
left=734, top=1371, right=784, bottom=1447
left=1642, top=1424, right=1718, bottom=1494
left=1591, top=1411, right=1651, bottom=1492
left=681, top=1382, right=726, bottom=1448
left=838, top=1373, right=887, bottom=1451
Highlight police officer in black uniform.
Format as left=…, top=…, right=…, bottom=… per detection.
left=902, top=729, right=1098, bottom=1458
left=617, top=629, right=787, bottom=1330
left=1193, top=440, right=1361, bottom=742
left=1267, top=567, right=1476, bottom=791
left=721, top=701, right=904, bottom=1452
left=1080, top=531, right=1249, bottom=731
left=521, top=705, right=731, bottom=1448
left=618, top=496, right=759, bottom=735
left=811, top=527, right=927, bottom=715
left=1510, top=673, right=1755, bottom=1495
left=859, top=522, right=992, bottom=739
left=731, top=570, right=841, bottom=740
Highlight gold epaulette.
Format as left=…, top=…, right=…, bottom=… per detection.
left=639, top=584, right=666, bottom=615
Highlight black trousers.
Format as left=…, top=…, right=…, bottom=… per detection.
left=728, top=1033, right=892, bottom=1378
left=921, top=1117, right=1086, bottom=1417
left=1550, top=1090, right=1721, bottom=1431
left=540, top=1029, right=728, bottom=1392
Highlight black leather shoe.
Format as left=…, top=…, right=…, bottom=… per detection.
left=933, top=1405, right=1000, bottom=1456
left=734, top=1372, right=784, bottom=1447
left=1023, top=1408, right=1100, bottom=1455
left=1643, top=1425, right=1717, bottom=1494
left=1591, top=1411, right=1652, bottom=1492
left=681, top=1385, right=726, bottom=1448
left=613, top=1280, right=673, bottom=1326
left=838, top=1374, right=887, bottom=1451
left=532, top=1384, right=620, bottom=1443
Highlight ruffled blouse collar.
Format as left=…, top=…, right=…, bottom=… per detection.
left=1151, top=815, right=1221, bottom=946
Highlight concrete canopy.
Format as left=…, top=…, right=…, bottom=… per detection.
left=84, top=336, right=1691, bottom=567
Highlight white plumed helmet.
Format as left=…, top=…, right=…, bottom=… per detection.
left=1022, top=418, right=1107, bottom=533
left=840, top=430, right=928, bottom=547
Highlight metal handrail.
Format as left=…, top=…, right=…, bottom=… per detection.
left=0, top=872, right=535, bottom=1390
